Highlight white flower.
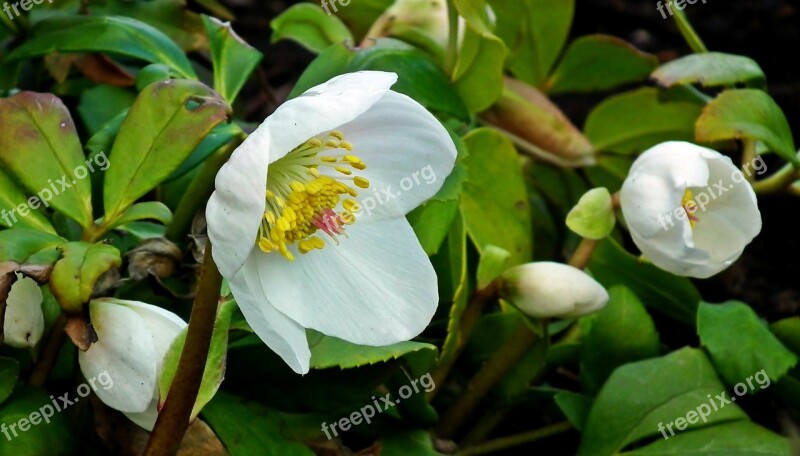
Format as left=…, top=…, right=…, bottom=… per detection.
left=206, top=71, right=457, bottom=374
left=79, top=299, right=186, bottom=430
left=500, top=262, right=609, bottom=318
left=620, top=141, right=762, bottom=278
left=3, top=274, right=44, bottom=348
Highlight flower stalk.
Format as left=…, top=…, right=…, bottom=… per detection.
left=144, top=242, right=222, bottom=456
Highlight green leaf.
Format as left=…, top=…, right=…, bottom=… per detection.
left=578, top=348, right=746, bottom=456
left=202, top=392, right=315, bottom=456
left=290, top=39, right=468, bottom=119
left=554, top=391, right=592, bottom=431
left=0, top=229, right=64, bottom=265
left=308, top=332, right=437, bottom=370
left=407, top=199, right=459, bottom=256
left=696, top=89, right=798, bottom=167
left=626, top=421, right=791, bottom=455
left=7, top=15, right=196, bottom=79
left=49, top=242, right=122, bottom=313
left=461, top=128, right=532, bottom=265
left=546, top=35, right=657, bottom=94
left=698, top=301, right=797, bottom=387
left=435, top=214, right=471, bottom=380
left=585, top=87, right=702, bottom=154
left=580, top=286, right=660, bottom=395
left=166, top=122, right=244, bottom=182
left=476, top=245, right=511, bottom=289
left=330, top=0, right=394, bottom=41
left=0, top=387, right=76, bottom=456
left=160, top=299, right=235, bottom=420
left=771, top=317, right=800, bottom=355
left=203, top=15, right=263, bottom=104
left=452, top=0, right=507, bottom=112
left=0, top=92, right=94, bottom=228
left=491, top=0, right=575, bottom=86
left=104, top=202, right=173, bottom=232
left=103, top=79, right=230, bottom=222
left=0, top=357, right=19, bottom=405
left=77, top=85, right=136, bottom=136
left=271, top=3, right=353, bottom=54
left=588, top=238, right=700, bottom=325
left=652, top=52, right=766, bottom=88
left=0, top=167, right=55, bottom=234
left=566, top=187, right=615, bottom=240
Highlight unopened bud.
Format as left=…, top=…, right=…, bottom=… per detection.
left=3, top=274, right=45, bottom=348
left=500, top=262, right=608, bottom=318
left=480, top=77, right=595, bottom=167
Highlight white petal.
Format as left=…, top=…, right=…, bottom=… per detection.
left=334, top=91, right=457, bottom=220
left=502, top=262, right=609, bottom=319
left=115, top=300, right=187, bottom=375
left=3, top=275, right=44, bottom=348
left=79, top=300, right=156, bottom=413
left=621, top=141, right=710, bottom=238
left=230, top=255, right=311, bottom=374
left=266, top=71, right=399, bottom=163
left=256, top=217, right=438, bottom=346
left=123, top=389, right=159, bottom=431
left=206, top=126, right=271, bottom=279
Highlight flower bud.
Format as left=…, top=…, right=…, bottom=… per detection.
left=500, top=262, right=609, bottom=318
left=480, top=77, right=595, bottom=167
left=3, top=274, right=45, bottom=348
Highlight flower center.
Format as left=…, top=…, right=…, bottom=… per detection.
left=257, top=131, right=369, bottom=261
left=682, top=188, right=699, bottom=227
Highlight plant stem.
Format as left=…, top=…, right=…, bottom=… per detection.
left=671, top=8, right=708, bottom=53
left=165, top=139, right=241, bottom=243
left=144, top=243, right=222, bottom=456
left=455, top=421, right=574, bottom=456
left=445, top=0, right=459, bottom=76
left=752, top=162, right=799, bottom=194
left=569, top=238, right=598, bottom=270
left=435, top=322, right=539, bottom=438
left=29, top=313, right=67, bottom=387
left=428, top=281, right=501, bottom=401
left=741, top=139, right=757, bottom=182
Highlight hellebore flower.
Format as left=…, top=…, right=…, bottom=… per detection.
left=3, top=273, right=44, bottom=348
left=79, top=299, right=186, bottom=430
left=500, top=262, right=609, bottom=318
left=207, top=71, right=457, bottom=374
left=620, top=141, right=762, bottom=278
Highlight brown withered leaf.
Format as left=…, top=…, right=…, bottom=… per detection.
left=75, top=54, right=135, bottom=87
left=126, top=238, right=183, bottom=281
left=64, top=314, right=96, bottom=352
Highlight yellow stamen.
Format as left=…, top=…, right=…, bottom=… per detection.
left=354, top=177, right=370, bottom=189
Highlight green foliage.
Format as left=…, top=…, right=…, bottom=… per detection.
left=102, top=79, right=230, bottom=223
left=696, top=89, right=798, bottom=166
left=271, top=3, right=353, bottom=54
left=545, top=34, right=658, bottom=94
left=652, top=52, right=766, bottom=88
left=49, top=242, right=121, bottom=312
left=698, top=302, right=798, bottom=386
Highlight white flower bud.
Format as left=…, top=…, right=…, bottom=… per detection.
left=500, top=262, right=609, bottom=319
left=3, top=274, right=45, bottom=348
